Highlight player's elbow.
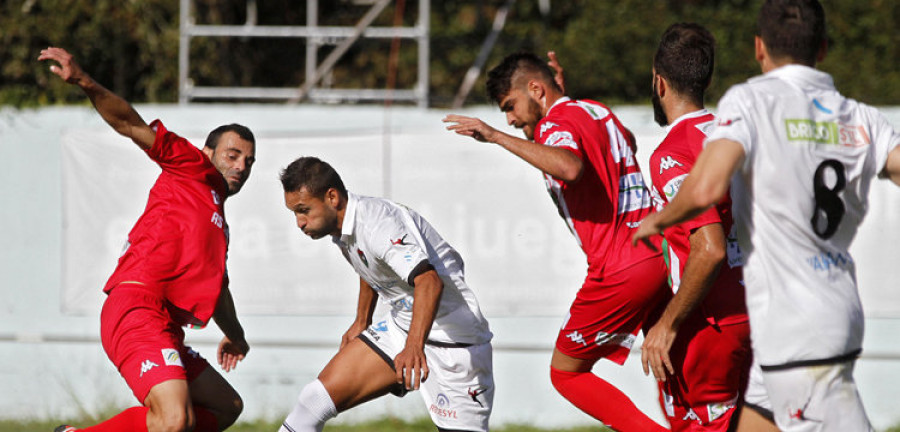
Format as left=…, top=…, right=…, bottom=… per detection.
left=687, top=180, right=726, bottom=211
left=557, top=158, right=584, bottom=183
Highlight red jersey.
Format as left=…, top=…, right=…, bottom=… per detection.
left=535, top=97, right=658, bottom=277
left=649, top=110, right=747, bottom=326
left=104, top=120, right=229, bottom=327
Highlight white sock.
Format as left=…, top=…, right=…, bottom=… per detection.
left=279, top=379, right=338, bottom=432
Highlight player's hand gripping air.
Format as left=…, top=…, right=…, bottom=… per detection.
left=38, top=47, right=87, bottom=85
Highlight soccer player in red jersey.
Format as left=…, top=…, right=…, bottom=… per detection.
left=642, top=23, right=754, bottom=431
left=444, top=53, right=668, bottom=432
left=40, top=47, right=254, bottom=432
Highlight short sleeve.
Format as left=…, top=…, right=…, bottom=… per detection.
left=536, top=118, right=584, bottom=159
left=651, top=147, right=721, bottom=232
left=706, top=86, right=755, bottom=158
left=369, top=210, right=431, bottom=285
left=146, top=120, right=212, bottom=178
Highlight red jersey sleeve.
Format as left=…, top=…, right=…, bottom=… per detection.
left=651, top=147, right=722, bottom=233
left=147, top=120, right=220, bottom=182
left=535, top=117, right=585, bottom=161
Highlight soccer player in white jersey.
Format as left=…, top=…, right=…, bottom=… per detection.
left=633, top=1, right=900, bottom=430
left=278, top=157, right=494, bottom=432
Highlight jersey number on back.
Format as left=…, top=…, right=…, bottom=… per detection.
left=811, top=159, right=846, bottom=239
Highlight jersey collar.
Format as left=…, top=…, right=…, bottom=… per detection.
left=546, top=96, right=571, bottom=117
left=666, top=109, right=711, bottom=133
left=759, top=64, right=835, bottom=91
left=334, top=191, right=359, bottom=245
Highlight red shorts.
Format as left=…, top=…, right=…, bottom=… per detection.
left=555, top=256, right=668, bottom=364
left=100, top=284, right=210, bottom=403
left=657, top=317, right=752, bottom=431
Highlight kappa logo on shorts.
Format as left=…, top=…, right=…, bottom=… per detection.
left=162, top=348, right=184, bottom=367
left=139, top=359, right=158, bottom=377
left=374, top=320, right=388, bottom=332
left=683, top=408, right=702, bottom=424
left=566, top=330, right=587, bottom=346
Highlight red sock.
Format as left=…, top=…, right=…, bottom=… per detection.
left=193, top=405, right=220, bottom=432
left=81, top=406, right=148, bottom=432
left=550, top=366, right=668, bottom=432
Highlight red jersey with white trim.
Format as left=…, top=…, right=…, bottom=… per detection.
left=535, top=97, right=657, bottom=277
left=649, top=110, right=747, bottom=326
left=103, top=120, right=229, bottom=327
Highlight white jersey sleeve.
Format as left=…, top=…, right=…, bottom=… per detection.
left=367, top=209, right=431, bottom=286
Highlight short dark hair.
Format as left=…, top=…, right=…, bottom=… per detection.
left=757, top=0, right=826, bottom=65
left=486, top=52, right=562, bottom=104
left=280, top=156, right=348, bottom=199
left=205, top=123, right=255, bottom=149
left=653, top=23, right=715, bottom=106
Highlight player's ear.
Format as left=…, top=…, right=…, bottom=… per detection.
left=754, top=36, right=766, bottom=65
left=654, top=74, right=666, bottom=98
left=527, top=79, right=545, bottom=101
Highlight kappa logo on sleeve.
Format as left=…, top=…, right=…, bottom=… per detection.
left=539, top=121, right=558, bottom=138
left=658, top=155, right=684, bottom=174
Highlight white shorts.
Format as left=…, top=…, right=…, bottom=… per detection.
left=359, top=316, right=494, bottom=432
left=744, top=358, right=872, bottom=432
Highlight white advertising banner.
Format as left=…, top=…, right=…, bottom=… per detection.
left=59, top=107, right=900, bottom=318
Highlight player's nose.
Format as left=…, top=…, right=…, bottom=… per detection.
left=506, top=112, right=516, bottom=126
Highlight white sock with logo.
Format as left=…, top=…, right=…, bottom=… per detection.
left=279, top=379, right=338, bottom=432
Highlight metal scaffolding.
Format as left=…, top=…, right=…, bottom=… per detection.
left=178, top=0, right=430, bottom=107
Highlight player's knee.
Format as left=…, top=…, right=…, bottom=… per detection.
left=549, top=366, right=579, bottom=394
left=218, top=394, right=244, bottom=428
left=149, top=407, right=193, bottom=432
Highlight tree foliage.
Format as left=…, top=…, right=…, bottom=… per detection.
left=2, top=0, right=899, bottom=107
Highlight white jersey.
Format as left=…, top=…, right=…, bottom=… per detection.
left=333, top=192, right=492, bottom=346
left=706, top=65, right=900, bottom=367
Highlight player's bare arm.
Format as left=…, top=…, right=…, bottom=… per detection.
left=633, top=139, right=745, bottom=245
left=641, top=223, right=727, bottom=382
left=213, top=285, right=249, bottom=373
left=394, top=268, right=442, bottom=391
left=341, top=278, right=378, bottom=350
left=883, top=144, right=900, bottom=186
left=38, top=47, right=155, bottom=151
left=443, top=114, right=584, bottom=182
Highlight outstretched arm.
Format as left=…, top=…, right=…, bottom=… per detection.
left=38, top=47, right=155, bottom=150
left=213, top=284, right=249, bottom=372
left=633, top=139, right=745, bottom=245
left=443, top=114, right=584, bottom=182
left=641, top=223, right=726, bottom=381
